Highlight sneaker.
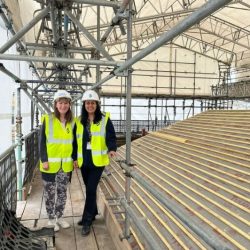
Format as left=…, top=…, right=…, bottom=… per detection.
left=56, top=217, right=70, bottom=229
left=48, top=219, right=59, bottom=232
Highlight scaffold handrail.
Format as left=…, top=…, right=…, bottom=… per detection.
left=0, top=131, right=51, bottom=249
left=118, top=160, right=232, bottom=250
left=23, top=129, right=40, bottom=185
left=0, top=143, right=18, bottom=163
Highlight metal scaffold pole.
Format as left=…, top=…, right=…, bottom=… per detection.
left=96, top=5, right=101, bottom=87
left=16, top=88, right=23, bottom=200
left=11, top=92, right=15, bottom=144
left=92, top=0, right=233, bottom=89
left=124, top=0, right=133, bottom=239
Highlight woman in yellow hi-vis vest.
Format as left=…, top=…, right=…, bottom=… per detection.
left=40, top=90, right=74, bottom=232
left=72, top=89, right=117, bottom=236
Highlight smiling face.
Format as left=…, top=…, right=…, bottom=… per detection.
left=84, top=100, right=97, bottom=115
left=55, top=98, right=71, bottom=116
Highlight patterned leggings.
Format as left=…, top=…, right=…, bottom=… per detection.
left=43, top=169, right=70, bottom=219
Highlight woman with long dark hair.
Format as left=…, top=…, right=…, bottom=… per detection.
left=72, top=89, right=117, bottom=236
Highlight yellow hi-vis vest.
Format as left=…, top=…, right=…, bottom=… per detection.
left=76, top=112, right=110, bottom=167
left=40, top=114, right=74, bottom=173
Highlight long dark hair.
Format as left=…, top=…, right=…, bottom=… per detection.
left=54, top=98, right=73, bottom=123
left=80, top=101, right=103, bottom=126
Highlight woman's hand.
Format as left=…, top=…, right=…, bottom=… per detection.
left=73, top=160, right=79, bottom=169
left=108, top=151, right=116, bottom=158
left=42, top=162, right=49, bottom=170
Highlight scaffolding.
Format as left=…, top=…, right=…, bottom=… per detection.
left=1, top=0, right=250, bottom=248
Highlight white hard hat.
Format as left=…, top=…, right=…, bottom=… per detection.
left=53, top=90, right=72, bottom=101
left=82, top=90, right=100, bottom=102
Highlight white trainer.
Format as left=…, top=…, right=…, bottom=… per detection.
left=56, top=217, right=70, bottom=229
left=48, top=219, right=59, bottom=232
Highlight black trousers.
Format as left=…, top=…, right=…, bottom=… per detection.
left=80, top=165, right=105, bottom=226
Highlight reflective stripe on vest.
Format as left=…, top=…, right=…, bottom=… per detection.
left=92, top=150, right=108, bottom=155
left=48, top=157, right=73, bottom=163
left=91, top=115, right=106, bottom=136
left=40, top=114, right=74, bottom=173
left=47, top=115, right=74, bottom=144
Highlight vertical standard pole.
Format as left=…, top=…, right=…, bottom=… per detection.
left=16, top=88, right=23, bottom=200
left=96, top=5, right=101, bottom=87
left=35, top=106, right=39, bottom=127
left=155, top=60, right=159, bottom=129
left=11, top=92, right=15, bottom=144
left=31, top=99, right=34, bottom=130
left=193, top=53, right=196, bottom=116
left=124, top=1, right=132, bottom=238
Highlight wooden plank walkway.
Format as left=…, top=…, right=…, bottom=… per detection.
left=17, top=168, right=117, bottom=250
